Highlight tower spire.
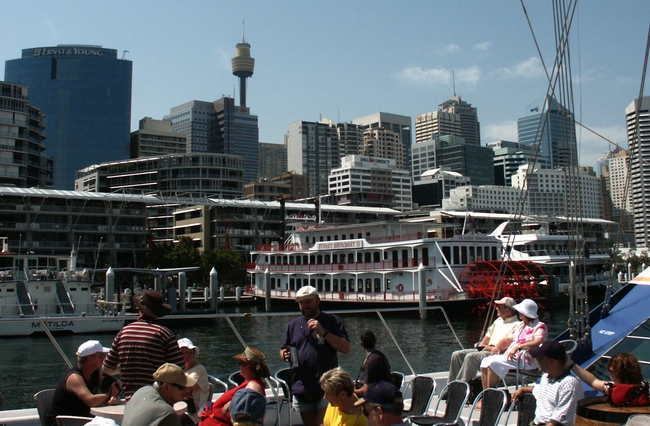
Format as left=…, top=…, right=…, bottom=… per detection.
left=231, top=25, right=255, bottom=109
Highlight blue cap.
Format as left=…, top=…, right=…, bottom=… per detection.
left=354, top=381, right=403, bottom=406
left=230, top=388, right=266, bottom=424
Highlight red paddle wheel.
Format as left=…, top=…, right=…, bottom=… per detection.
left=459, top=260, right=547, bottom=300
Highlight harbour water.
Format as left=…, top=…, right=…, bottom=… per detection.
left=0, top=302, right=573, bottom=411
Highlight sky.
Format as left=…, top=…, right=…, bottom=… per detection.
left=1, top=1, right=648, bottom=171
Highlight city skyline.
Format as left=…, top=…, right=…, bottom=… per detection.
left=0, top=1, right=647, bottom=172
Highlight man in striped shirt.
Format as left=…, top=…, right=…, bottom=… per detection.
left=103, top=289, right=184, bottom=400
left=513, top=341, right=583, bottom=426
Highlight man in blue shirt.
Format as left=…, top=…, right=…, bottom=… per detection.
left=280, top=285, right=351, bottom=426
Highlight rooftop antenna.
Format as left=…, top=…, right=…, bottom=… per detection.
left=452, top=69, right=456, bottom=96
left=121, top=50, right=129, bottom=60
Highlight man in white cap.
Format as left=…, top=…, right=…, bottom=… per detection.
left=47, top=340, right=122, bottom=425
left=447, top=297, right=520, bottom=384
left=103, top=289, right=183, bottom=400
left=279, top=285, right=350, bottom=426
left=177, top=337, right=209, bottom=415
left=122, top=363, right=197, bottom=426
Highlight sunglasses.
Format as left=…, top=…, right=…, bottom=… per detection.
left=363, top=404, right=379, bottom=417
left=171, top=383, right=186, bottom=391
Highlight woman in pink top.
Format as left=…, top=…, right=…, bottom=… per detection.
left=480, top=299, right=547, bottom=389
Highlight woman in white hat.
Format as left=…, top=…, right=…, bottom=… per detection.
left=480, top=298, right=548, bottom=390
left=178, top=338, right=210, bottom=416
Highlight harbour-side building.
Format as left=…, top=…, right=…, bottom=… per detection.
left=627, top=96, right=650, bottom=248
left=258, top=142, right=287, bottom=179
left=4, top=45, right=132, bottom=189
left=512, top=164, right=603, bottom=219
left=75, top=153, right=244, bottom=198
left=164, top=96, right=259, bottom=183
left=517, top=96, right=578, bottom=169
left=329, top=155, right=412, bottom=212
left=0, top=187, right=153, bottom=267
left=130, top=117, right=187, bottom=158
left=0, top=82, right=54, bottom=188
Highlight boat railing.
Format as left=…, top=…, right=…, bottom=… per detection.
left=251, top=287, right=464, bottom=302
left=247, top=257, right=436, bottom=273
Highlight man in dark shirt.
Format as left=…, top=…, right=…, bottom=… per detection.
left=354, top=330, right=391, bottom=396
left=48, top=340, right=121, bottom=425
left=280, top=285, right=351, bottom=426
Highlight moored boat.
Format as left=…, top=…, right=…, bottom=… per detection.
left=0, top=238, right=125, bottom=337
left=246, top=221, right=545, bottom=310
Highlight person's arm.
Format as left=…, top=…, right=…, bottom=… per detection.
left=323, top=331, right=351, bottom=354
left=354, top=383, right=369, bottom=396
left=245, top=381, right=265, bottom=394
left=566, top=361, right=606, bottom=392
left=66, top=374, right=120, bottom=407
left=512, top=385, right=533, bottom=401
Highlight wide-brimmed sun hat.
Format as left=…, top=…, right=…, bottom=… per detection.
left=513, top=298, right=538, bottom=319
left=233, top=347, right=268, bottom=368
left=134, top=289, right=171, bottom=318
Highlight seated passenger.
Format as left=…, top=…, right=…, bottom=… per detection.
left=47, top=340, right=121, bottom=426
left=567, top=352, right=650, bottom=407
left=229, top=388, right=267, bottom=426
left=447, top=297, right=519, bottom=383
left=198, top=347, right=269, bottom=426
left=178, top=338, right=209, bottom=413
left=480, top=299, right=547, bottom=389
left=354, top=330, right=391, bottom=397
left=320, top=367, right=367, bottom=426
left=513, top=341, right=584, bottom=426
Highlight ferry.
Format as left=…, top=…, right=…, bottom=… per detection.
left=0, top=238, right=125, bottom=337
left=246, top=221, right=546, bottom=309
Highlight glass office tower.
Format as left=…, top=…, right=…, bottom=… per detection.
left=5, top=45, right=132, bottom=189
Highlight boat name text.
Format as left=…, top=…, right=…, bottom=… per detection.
left=315, top=240, right=363, bottom=250
left=31, top=320, right=74, bottom=328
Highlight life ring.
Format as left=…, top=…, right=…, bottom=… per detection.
left=397, top=284, right=404, bottom=292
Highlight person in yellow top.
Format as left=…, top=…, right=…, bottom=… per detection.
left=320, top=368, right=367, bottom=426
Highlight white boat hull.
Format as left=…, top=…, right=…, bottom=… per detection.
left=0, top=315, right=125, bottom=336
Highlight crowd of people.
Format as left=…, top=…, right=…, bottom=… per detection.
left=42, top=287, right=650, bottom=426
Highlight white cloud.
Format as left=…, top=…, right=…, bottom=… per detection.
left=445, top=43, right=459, bottom=53
left=473, top=41, right=491, bottom=52
left=484, top=120, right=518, bottom=141
left=215, top=48, right=232, bottom=72
left=578, top=124, right=627, bottom=168
left=498, top=57, right=545, bottom=79
left=397, top=66, right=481, bottom=88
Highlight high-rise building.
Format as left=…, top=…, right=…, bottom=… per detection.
left=606, top=149, right=633, bottom=235
left=164, top=96, right=259, bottom=183
left=440, top=95, right=481, bottom=146
left=130, top=117, right=187, bottom=158
left=329, top=155, right=411, bottom=211
left=5, top=45, right=132, bottom=189
left=487, top=140, right=550, bottom=186
left=412, top=135, right=494, bottom=186
left=258, top=142, right=287, bottom=179
left=0, top=82, right=54, bottom=188
left=627, top=96, right=650, bottom=248
left=285, top=120, right=335, bottom=197
left=363, top=128, right=405, bottom=170
left=353, top=112, right=412, bottom=168
left=415, top=96, right=480, bottom=146
left=517, top=96, right=578, bottom=169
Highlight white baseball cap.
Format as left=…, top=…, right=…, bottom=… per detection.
left=76, top=340, right=109, bottom=357
left=178, top=337, right=199, bottom=355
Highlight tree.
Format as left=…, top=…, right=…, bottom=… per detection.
left=202, top=249, right=246, bottom=285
